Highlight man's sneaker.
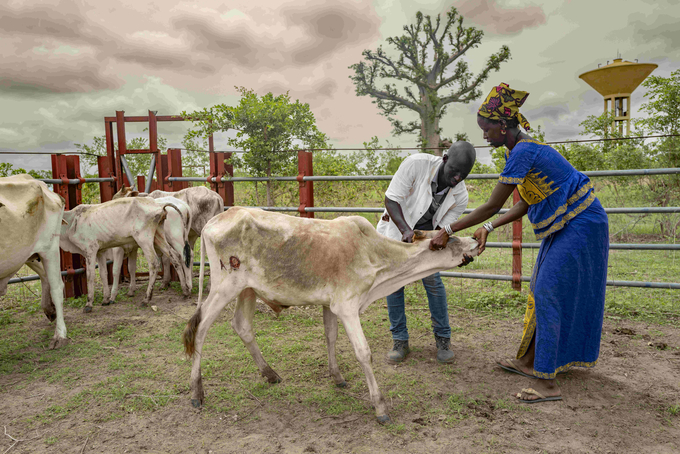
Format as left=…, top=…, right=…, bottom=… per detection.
left=435, top=335, right=455, bottom=364
left=386, top=340, right=410, bottom=364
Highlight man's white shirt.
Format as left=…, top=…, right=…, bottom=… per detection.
left=376, top=153, right=469, bottom=241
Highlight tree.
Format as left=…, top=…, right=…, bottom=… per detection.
left=0, top=163, right=50, bottom=179
left=349, top=6, right=510, bottom=155
left=183, top=87, right=328, bottom=206
left=635, top=69, right=680, bottom=169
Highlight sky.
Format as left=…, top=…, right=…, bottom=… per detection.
left=1, top=0, right=679, bottom=174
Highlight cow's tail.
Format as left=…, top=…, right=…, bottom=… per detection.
left=196, top=233, right=207, bottom=308
left=182, top=306, right=201, bottom=357
left=161, top=203, right=191, bottom=268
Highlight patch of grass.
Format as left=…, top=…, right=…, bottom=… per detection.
left=667, top=404, right=680, bottom=416
left=45, top=436, right=58, bottom=445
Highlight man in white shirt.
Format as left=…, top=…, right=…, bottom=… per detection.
left=376, top=141, right=476, bottom=364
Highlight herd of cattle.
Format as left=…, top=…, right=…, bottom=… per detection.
left=0, top=174, right=478, bottom=424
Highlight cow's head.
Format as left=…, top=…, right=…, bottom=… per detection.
left=113, top=186, right=139, bottom=200
left=413, top=230, right=479, bottom=262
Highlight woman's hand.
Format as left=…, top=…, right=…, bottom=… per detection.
left=473, top=227, right=489, bottom=255
left=429, top=229, right=449, bottom=251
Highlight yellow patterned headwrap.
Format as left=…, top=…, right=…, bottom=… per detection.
left=478, top=83, right=531, bottom=131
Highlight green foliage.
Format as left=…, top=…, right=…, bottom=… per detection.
left=636, top=69, right=680, bottom=169
left=0, top=163, right=51, bottom=179
left=183, top=86, right=328, bottom=205
left=349, top=6, right=511, bottom=151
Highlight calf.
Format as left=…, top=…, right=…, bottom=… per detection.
left=0, top=174, right=67, bottom=348
left=182, top=207, right=478, bottom=424
left=59, top=197, right=188, bottom=311
left=115, top=186, right=224, bottom=288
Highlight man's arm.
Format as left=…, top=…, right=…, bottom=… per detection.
left=385, top=197, right=415, bottom=243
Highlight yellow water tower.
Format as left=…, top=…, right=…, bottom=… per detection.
left=578, top=55, right=657, bottom=135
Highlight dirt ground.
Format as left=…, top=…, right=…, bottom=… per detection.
left=1, top=285, right=679, bottom=454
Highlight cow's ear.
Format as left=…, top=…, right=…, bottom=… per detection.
left=130, top=191, right=139, bottom=197
left=61, top=219, right=69, bottom=225
left=413, top=230, right=426, bottom=240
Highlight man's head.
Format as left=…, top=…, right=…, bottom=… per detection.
left=439, top=141, right=476, bottom=189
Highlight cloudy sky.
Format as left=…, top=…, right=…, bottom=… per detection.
left=1, top=0, right=679, bottom=173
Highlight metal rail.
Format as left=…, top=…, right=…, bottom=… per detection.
left=227, top=206, right=680, bottom=215
left=38, top=177, right=115, bottom=184
left=168, top=167, right=680, bottom=184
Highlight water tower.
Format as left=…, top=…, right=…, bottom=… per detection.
left=578, top=55, right=657, bottom=135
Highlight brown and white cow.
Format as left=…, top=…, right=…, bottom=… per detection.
left=0, top=174, right=67, bottom=348
left=182, top=207, right=478, bottom=424
left=59, top=197, right=188, bottom=311
left=114, top=186, right=224, bottom=288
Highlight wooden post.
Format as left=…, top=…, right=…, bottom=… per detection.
left=511, top=188, right=522, bottom=291
left=297, top=150, right=314, bottom=218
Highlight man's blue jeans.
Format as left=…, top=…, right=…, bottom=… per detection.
left=386, top=272, right=450, bottom=341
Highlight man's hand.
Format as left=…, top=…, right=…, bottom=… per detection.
left=458, top=254, right=474, bottom=267
left=472, top=227, right=489, bottom=255
left=429, top=228, right=449, bottom=251
left=401, top=229, right=415, bottom=243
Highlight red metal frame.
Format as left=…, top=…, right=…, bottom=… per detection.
left=297, top=150, right=314, bottom=218
left=52, top=155, right=88, bottom=298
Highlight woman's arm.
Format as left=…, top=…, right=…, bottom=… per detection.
left=429, top=182, right=518, bottom=251
left=473, top=198, right=529, bottom=254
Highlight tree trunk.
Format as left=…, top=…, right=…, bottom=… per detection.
left=420, top=89, right=441, bottom=155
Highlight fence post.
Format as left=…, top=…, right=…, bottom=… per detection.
left=297, top=150, right=314, bottom=218
left=167, top=148, right=187, bottom=191
left=52, top=155, right=87, bottom=298
left=512, top=189, right=523, bottom=291
left=97, top=155, right=116, bottom=202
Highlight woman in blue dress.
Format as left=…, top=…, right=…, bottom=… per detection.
left=430, top=83, right=609, bottom=403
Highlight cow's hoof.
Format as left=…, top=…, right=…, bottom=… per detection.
left=48, top=338, right=69, bottom=350
left=102, top=300, right=113, bottom=306
left=335, top=381, right=348, bottom=389
left=376, top=415, right=391, bottom=425
left=83, top=306, right=92, bottom=313
left=191, top=399, right=202, bottom=408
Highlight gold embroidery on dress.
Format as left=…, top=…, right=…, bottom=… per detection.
left=534, top=360, right=599, bottom=379
left=518, top=169, right=559, bottom=205
left=499, top=176, right=524, bottom=184
left=535, top=192, right=596, bottom=240
left=517, top=292, right=536, bottom=359
left=531, top=181, right=594, bottom=229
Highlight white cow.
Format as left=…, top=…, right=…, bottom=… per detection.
left=114, top=186, right=224, bottom=288
left=0, top=174, right=67, bottom=348
left=59, top=197, right=188, bottom=311
left=108, top=190, right=193, bottom=302
left=182, top=207, right=479, bottom=424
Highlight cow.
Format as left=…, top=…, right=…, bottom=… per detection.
left=59, top=197, right=189, bottom=312
left=108, top=189, right=193, bottom=302
left=182, top=207, right=479, bottom=424
left=0, top=174, right=67, bottom=348
left=114, top=186, right=224, bottom=289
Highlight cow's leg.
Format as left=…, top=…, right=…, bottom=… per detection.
left=108, top=248, right=124, bottom=303
left=335, top=308, right=390, bottom=424
left=97, top=252, right=113, bottom=306
left=232, top=289, right=282, bottom=384
left=25, top=259, right=54, bottom=321
left=189, top=284, right=241, bottom=407
left=160, top=255, right=172, bottom=290
left=84, top=254, right=97, bottom=313
left=37, top=250, right=67, bottom=348
left=136, top=237, right=161, bottom=306
left=127, top=248, right=138, bottom=296
left=322, top=306, right=347, bottom=387
left=153, top=229, right=190, bottom=298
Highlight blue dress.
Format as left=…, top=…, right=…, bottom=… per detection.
left=500, top=139, right=609, bottom=379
